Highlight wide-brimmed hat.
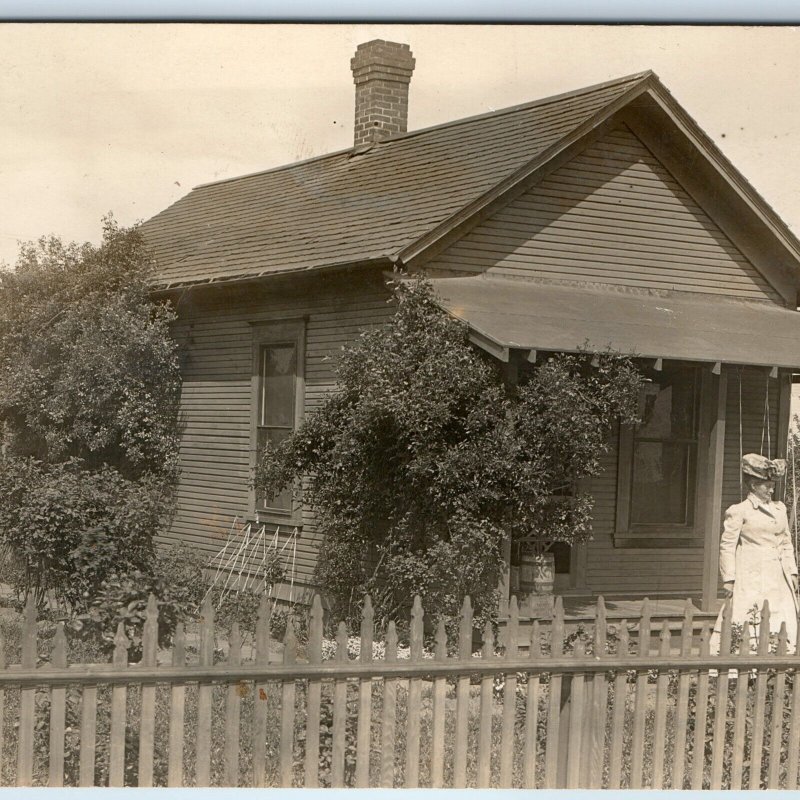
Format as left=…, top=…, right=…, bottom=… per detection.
left=742, top=453, right=787, bottom=480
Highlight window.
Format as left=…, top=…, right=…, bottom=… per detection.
left=250, top=320, right=305, bottom=520
left=615, top=364, right=702, bottom=547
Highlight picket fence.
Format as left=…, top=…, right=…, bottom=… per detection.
left=2, top=591, right=800, bottom=789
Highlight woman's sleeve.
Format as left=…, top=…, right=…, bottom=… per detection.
left=719, top=505, right=743, bottom=583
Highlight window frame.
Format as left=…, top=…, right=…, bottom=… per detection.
left=614, top=363, right=709, bottom=549
left=249, top=318, right=306, bottom=525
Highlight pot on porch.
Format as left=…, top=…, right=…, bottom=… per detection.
left=520, top=550, right=555, bottom=595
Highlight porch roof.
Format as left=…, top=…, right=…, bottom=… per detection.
left=426, top=275, right=800, bottom=369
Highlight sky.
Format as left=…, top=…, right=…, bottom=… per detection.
left=1, top=24, right=800, bottom=267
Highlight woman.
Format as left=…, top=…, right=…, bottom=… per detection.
left=717, top=453, right=799, bottom=652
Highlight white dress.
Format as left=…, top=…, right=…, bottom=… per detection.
left=715, top=493, right=799, bottom=652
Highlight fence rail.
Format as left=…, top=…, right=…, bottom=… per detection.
left=1, top=591, right=799, bottom=789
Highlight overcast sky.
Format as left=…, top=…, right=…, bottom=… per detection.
left=1, top=24, right=799, bottom=267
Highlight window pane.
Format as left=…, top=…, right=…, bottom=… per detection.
left=630, top=441, right=694, bottom=524
left=260, top=344, right=296, bottom=427
left=637, top=369, right=698, bottom=440
left=257, top=427, right=293, bottom=511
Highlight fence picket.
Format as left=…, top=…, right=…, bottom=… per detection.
left=167, top=622, right=185, bottom=788
left=544, top=597, right=565, bottom=788
left=749, top=600, right=771, bottom=790
left=380, top=621, right=398, bottom=788
left=499, top=596, right=518, bottom=788
left=767, top=622, right=789, bottom=789
left=47, top=623, right=68, bottom=787
left=431, top=618, right=447, bottom=788
left=137, top=594, right=159, bottom=787
left=651, top=621, right=672, bottom=789
left=629, top=597, right=651, bottom=789
left=303, top=595, right=323, bottom=789
left=607, top=620, right=629, bottom=790
left=453, top=595, right=473, bottom=789
left=79, top=683, right=97, bottom=787
left=17, top=595, right=36, bottom=787
left=587, top=595, right=608, bottom=789
left=0, top=628, right=5, bottom=786
left=566, top=638, right=585, bottom=789
left=671, top=599, right=694, bottom=790
left=690, top=623, right=712, bottom=789
left=279, top=617, right=297, bottom=788
left=109, top=622, right=130, bottom=788
left=477, top=621, right=494, bottom=788
left=404, top=595, right=424, bottom=788
left=786, top=610, right=800, bottom=789
left=522, top=619, right=541, bottom=789
left=710, top=599, right=733, bottom=789
left=196, top=595, right=215, bottom=787
left=331, top=620, right=348, bottom=788
left=225, top=623, right=243, bottom=786
left=729, top=626, right=751, bottom=791
left=355, top=596, right=374, bottom=788
left=252, top=596, right=271, bottom=788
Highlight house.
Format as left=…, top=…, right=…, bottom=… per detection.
left=141, top=40, right=800, bottom=614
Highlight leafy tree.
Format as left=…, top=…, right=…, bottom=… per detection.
left=0, top=217, right=181, bottom=608
left=257, top=278, right=642, bottom=629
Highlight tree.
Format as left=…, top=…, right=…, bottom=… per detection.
left=257, top=278, right=642, bottom=629
left=0, top=216, right=181, bottom=608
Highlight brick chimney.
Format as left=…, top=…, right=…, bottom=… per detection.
left=351, top=40, right=415, bottom=147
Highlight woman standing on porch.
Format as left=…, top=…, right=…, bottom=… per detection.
left=717, top=453, right=799, bottom=651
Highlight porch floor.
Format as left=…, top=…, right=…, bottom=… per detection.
left=507, top=593, right=723, bottom=624
left=563, top=595, right=721, bottom=621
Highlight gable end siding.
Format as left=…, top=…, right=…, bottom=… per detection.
left=426, top=124, right=782, bottom=302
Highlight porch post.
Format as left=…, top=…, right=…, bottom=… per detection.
left=701, top=368, right=727, bottom=611
left=776, top=369, right=791, bottom=461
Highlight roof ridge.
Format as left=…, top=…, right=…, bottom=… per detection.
left=190, top=70, right=655, bottom=193
left=382, top=69, right=655, bottom=144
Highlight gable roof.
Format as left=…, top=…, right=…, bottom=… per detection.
left=142, top=71, right=800, bottom=295
left=142, top=72, right=652, bottom=289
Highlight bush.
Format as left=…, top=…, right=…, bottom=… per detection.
left=0, top=460, right=165, bottom=610
left=0, top=217, right=181, bottom=612
left=70, top=569, right=197, bottom=660
left=153, top=541, right=207, bottom=614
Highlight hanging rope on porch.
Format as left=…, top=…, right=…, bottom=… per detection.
left=761, top=371, right=771, bottom=458
left=738, top=367, right=744, bottom=500
left=791, top=431, right=800, bottom=569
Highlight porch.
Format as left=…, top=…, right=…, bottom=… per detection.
left=437, top=276, right=799, bottom=613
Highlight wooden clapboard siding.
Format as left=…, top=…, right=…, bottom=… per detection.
left=159, top=272, right=394, bottom=588
left=584, top=425, right=703, bottom=595
left=426, top=124, right=782, bottom=303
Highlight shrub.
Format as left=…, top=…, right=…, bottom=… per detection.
left=70, top=569, right=197, bottom=660
left=0, top=460, right=165, bottom=610
left=0, top=217, right=181, bottom=611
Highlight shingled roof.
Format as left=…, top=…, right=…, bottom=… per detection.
left=141, top=72, right=653, bottom=289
